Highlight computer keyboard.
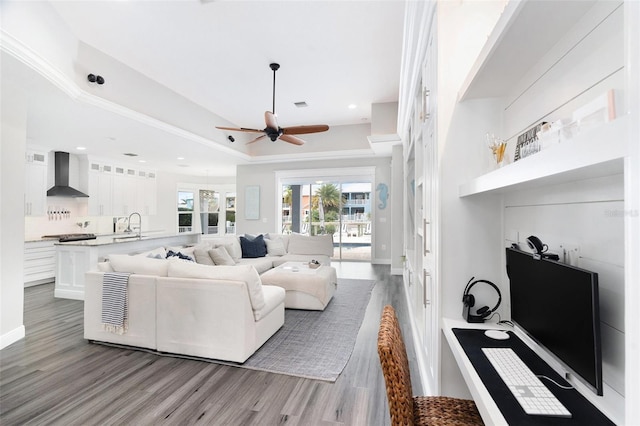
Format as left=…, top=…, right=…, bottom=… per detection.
left=482, top=347, right=572, bottom=418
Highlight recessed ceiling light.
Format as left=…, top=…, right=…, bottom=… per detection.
left=138, top=160, right=146, bottom=163
left=348, top=104, right=357, bottom=109
left=177, top=157, right=185, bottom=160
left=76, top=146, right=86, bottom=150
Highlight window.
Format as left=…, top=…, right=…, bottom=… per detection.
left=276, top=167, right=374, bottom=261
left=200, top=190, right=219, bottom=235
left=178, top=191, right=194, bottom=233
left=176, top=185, right=235, bottom=234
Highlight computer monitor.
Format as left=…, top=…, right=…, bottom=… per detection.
left=505, top=247, right=603, bottom=395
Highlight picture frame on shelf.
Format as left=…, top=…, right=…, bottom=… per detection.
left=514, top=122, right=546, bottom=161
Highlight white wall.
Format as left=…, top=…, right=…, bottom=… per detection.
left=435, top=1, right=627, bottom=421
left=503, top=175, right=625, bottom=412
left=236, top=156, right=393, bottom=263
left=148, top=171, right=235, bottom=235
left=1, top=84, right=27, bottom=349
left=390, top=144, right=404, bottom=274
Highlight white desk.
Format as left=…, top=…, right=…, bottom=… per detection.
left=442, top=317, right=614, bottom=426
left=442, top=318, right=509, bottom=425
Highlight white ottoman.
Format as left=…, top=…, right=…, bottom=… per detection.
left=261, top=261, right=337, bottom=310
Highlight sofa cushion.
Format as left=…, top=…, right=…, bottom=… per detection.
left=240, top=234, right=267, bottom=258
left=166, top=262, right=265, bottom=311
left=207, top=236, right=242, bottom=261
left=109, top=254, right=170, bottom=276
left=287, top=233, right=334, bottom=257
left=272, top=254, right=331, bottom=267
left=265, top=237, right=286, bottom=256
left=166, top=242, right=210, bottom=258
left=236, top=257, right=274, bottom=275
left=254, top=285, right=285, bottom=321
left=194, top=248, right=215, bottom=265
left=265, top=233, right=290, bottom=251
left=208, top=247, right=235, bottom=266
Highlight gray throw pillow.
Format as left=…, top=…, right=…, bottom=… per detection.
left=194, top=248, right=215, bottom=265
left=208, top=247, right=235, bottom=266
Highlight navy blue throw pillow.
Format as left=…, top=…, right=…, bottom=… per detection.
left=240, top=234, right=267, bottom=258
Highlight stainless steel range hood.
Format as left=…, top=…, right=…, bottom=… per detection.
left=47, top=152, right=89, bottom=197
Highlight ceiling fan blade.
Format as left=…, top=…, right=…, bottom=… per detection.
left=279, top=134, right=305, bottom=146
left=264, top=111, right=278, bottom=129
left=246, top=134, right=267, bottom=145
left=216, top=126, right=263, bottom=133
left=282, top=124, right=330, bottom=135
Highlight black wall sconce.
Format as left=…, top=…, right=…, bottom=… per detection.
left=87, top=74, right=105, bottom=85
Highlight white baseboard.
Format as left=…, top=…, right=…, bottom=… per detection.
left=371, top=258, right=391, bottom=265
left=1, top=325, right=25, bottom=350
left=54, top=289, right=84, bottom=300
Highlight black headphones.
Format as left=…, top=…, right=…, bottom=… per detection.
left=462, top=277, right=502, bottom=323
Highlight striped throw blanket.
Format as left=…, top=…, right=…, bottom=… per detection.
left=101, top=272, right=131, bottom=334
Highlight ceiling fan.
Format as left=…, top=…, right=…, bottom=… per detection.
left=216, top=63, right=329, bottom=146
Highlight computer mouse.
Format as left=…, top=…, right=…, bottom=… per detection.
left=484, top=330, right=510, bottom=340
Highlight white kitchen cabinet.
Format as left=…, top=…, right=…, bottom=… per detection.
left=55, top=245, right=90, bottom=299
left=24, top=150, right=48, bottom=216
left=112, top=166, right=137, bottom=216
left=136, top=169, right=157, bottom=216
left=87, top=160, right=113, bottom=216
left=24, top=240, right=56, bottom=286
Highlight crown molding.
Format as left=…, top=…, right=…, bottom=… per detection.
left=247, top=149, right=382, bottom=165
left=0, top=30, right=251, bottom=162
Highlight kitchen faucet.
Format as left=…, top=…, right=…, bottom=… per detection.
left=125, top=212, right=142, bottom=237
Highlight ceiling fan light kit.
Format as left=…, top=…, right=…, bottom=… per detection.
left=216, top=63, right=329, bottom=146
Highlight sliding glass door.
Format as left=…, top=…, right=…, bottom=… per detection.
left=279, top=175, right=372, bottom=261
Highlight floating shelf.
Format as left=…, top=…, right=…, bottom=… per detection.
left=459, top=116, right=628, bottom=197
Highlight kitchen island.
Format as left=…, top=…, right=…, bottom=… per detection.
left=55, top=232, right=200, bottom=300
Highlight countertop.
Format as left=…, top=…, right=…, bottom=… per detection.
left=53, top=232, right=199, bottom=247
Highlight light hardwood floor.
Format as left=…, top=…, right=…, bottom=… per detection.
left=1, top=263, right=422, bottom=425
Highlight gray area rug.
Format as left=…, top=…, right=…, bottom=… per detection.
left=238, top=278, right=376, bottom=382
left=95, top=278, right=376, bottom=382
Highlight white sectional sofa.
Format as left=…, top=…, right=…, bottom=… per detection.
left=202, top=233, right=334, bottom=273
left=84, top=233, right=334, bottom=362
left=85, top=258, right=285, bottom=363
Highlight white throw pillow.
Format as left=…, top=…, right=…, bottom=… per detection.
left=136, top=246, right=167, bottom=258
left=208, top=247, right=235, bottom=266
left=108, top=254, right=170, bottom=276
left=287, top=233, right=334, bottom=256
left=207, top=236, right=242, bottom=261
left=265, top=238, right=286, bottom=256
left=194, top=248, right=215, bottom=265
left=266, top=233, right=290, bottom=251
left=97, top=262, right=114, bottom=272
left=167, top=262, right=265, bottom=311
left=166, top=242, right=209, bottom=258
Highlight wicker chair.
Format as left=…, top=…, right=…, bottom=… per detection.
left=377, top=305, right=484, bottom=426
